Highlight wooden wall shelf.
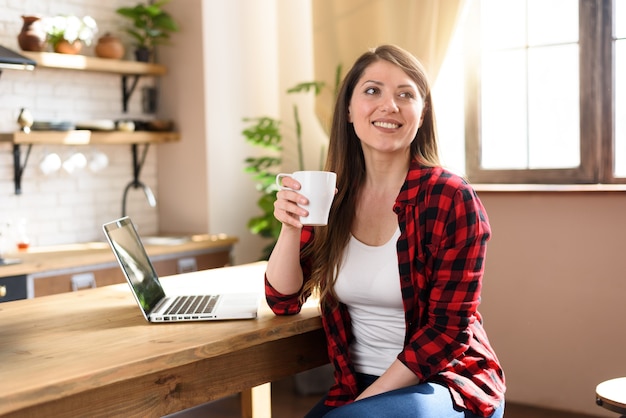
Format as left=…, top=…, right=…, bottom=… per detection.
left=20, top=51, right=167, bottom=76
left=1, top=131, right=180, bottom=195
left=0, top=130, right=181, bottom=145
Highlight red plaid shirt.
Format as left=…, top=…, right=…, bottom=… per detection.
left=265, top=161, right=505, bottom=417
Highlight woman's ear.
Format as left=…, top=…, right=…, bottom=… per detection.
left=418, top=106, right=426, bottom=127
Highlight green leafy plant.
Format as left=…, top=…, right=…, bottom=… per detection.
left=116, top=0, right=179, bottom=61
left=243, top=81, right=326, bottom=260
left=242, top=116, right=283, bottom=260
left=243, top=66, right=342, bottom=260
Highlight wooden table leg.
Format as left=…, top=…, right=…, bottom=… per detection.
left=241, top=383, right=272, bottom=418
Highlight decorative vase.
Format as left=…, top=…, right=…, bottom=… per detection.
left=17, top=15, right=46, bottom=52
left=95, top=33, right=125, bottom=59
left=54, top=40, right=83, bottom=55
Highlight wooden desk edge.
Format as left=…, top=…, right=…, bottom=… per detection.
left=1, top=299, right=325, bottom=417
left=3, top=325, right=328, bottom=417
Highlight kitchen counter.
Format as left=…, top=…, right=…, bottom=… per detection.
left=0, top=234, right=238, bottom=278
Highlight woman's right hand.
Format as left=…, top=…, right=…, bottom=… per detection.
left=274, top=176, right=309, bottom=229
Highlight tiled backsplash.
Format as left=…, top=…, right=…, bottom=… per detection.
left=0, top=1, right=162, bottom=251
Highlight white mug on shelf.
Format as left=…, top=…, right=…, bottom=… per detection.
left=89, top=149, right=109, bottom=172
left=62, top=152, right=87, bottom=174
left=39, top=152, right=62, bottom=175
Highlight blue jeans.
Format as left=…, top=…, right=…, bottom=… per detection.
left=304, top=373, right=505, bottom=418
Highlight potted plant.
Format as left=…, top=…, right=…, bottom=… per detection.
left=116, top=0, right=179, bottom=62
left=243, top=80, right=332, bottom=260
left=43, top=15, right=98, bottom=54
left=243, top=65, right=342, bottom=260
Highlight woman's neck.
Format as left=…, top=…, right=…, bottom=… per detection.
left=361, top=151, right=410, bottom=193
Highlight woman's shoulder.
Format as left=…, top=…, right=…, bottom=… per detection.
left=406, top=165, right=488, bottom=226
left=399, top=161, right=479, bottom=206
left=408, top=162, right=473, bottom=192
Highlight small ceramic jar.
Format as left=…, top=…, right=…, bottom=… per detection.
left=95, top=33, right=125, bottom=59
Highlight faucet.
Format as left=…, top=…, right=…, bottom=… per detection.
left=121, top=143, right=157, bottom=218
left=121, top=180, right=157, bottom=218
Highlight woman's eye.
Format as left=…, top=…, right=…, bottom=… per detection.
left=399, top=91, right=415, bottom=99
left=365, top=87, right=379, bottom=95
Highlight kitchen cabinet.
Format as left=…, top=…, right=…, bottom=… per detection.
left=29, top=248, right=232, bottom=298
left=0, top=275, right=27, bottom=302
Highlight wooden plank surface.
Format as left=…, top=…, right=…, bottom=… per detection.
left=0, top=263, right=327, bottom=417
left=3, top=330, right=326, bottom=418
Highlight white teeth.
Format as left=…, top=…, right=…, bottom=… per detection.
left=373, top=121, right=400, bottom=129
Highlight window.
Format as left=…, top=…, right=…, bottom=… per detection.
left=616, top=0, right=626, bottom=176
left=463, top=0, right=624, bottom=184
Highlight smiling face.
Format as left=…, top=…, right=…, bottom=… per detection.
left=347, top=59, right=425, bottom=157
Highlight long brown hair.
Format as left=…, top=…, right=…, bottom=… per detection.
left=301, top=44, right=440, bottom=307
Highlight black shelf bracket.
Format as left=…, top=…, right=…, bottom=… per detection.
left=121, top=75, right=141, bottom=113
left=131, top=143, right=149, bottom=185
left=13, top=143, right=32, bottom=195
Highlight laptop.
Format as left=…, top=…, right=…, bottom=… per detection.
left=102, top=217, right=260, bottom=322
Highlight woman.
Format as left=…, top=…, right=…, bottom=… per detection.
left=265, top=44, right=505, bottom=418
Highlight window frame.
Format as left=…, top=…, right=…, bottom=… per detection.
left=464, top=0, right=620, bottom=184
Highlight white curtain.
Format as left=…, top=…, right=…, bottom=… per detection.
left=312, top=0, right=467, bottom=130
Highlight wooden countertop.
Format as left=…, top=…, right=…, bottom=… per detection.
left=0, top=234, right=238, bottom=278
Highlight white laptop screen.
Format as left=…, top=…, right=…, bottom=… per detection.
left=103, top=217, right=165, bottom=316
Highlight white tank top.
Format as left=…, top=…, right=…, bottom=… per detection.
left=334, top=227, right=405, bottom=376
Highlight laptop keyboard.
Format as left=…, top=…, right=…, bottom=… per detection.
left=165, top=295, right=219, bottom=315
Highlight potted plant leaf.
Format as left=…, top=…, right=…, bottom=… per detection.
left=115, top=0, right=179, bottom=62
left=243, top=65, right=342, bottom=260
left=243, top=74, right=341, bottom=260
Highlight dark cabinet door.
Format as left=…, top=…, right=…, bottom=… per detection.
left=0, top=275, right=27, bottom=302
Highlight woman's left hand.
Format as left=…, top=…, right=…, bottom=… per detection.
left=355, top=360, right=419, bottom=402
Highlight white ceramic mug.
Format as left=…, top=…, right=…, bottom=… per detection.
left=62, top=152, right=87, bottom=174
left=39, top=152, right=62, bottom=175
left=89, top=150, right=109, bottom=172
left=276, top=171, right=337, bottom=226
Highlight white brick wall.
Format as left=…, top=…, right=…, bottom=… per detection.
left=0, top=0, right=161, bottom=251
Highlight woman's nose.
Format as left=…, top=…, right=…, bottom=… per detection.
left=379, top=95, right=399, bottom=113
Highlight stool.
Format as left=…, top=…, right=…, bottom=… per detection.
left=596, top=377, right=626, bottom=417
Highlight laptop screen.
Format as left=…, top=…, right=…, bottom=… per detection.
left=103, top=217, right=165, bottom=316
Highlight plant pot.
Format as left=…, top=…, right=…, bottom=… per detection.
left=95, top=33, right=125, bottom=59
left=134, top=47, right=152, bottom=63
left=17, top=15, right=46, bottom=52
left=54, top=40, right=83, bottom=55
